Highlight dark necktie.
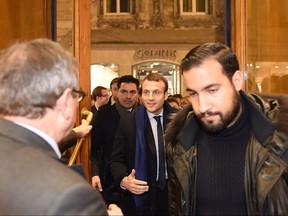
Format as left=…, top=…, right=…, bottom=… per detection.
left=153, top=116, right=166, bottom=190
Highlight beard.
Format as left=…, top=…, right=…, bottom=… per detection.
left=195, top=91, right=241, bottom=133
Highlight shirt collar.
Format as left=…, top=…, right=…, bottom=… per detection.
left=14, top=121, right=61, bottom=158
left=147, top=109, right=164, bottom=120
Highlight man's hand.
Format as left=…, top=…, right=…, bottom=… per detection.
left=121, top=169, right=149, bottom=195
left=107, top=204, right=123, bottom=216
left=92, top=176, right=102, bottom=192
left=73, top=119, right=92, bottom=138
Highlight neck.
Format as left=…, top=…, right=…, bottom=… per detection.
left=3, top=113, right=71, bottom=143
left=227, top=103, right=242, bottom=128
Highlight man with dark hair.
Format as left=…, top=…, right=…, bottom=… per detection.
left=172, top=93, right=182, bottom=104
left=0, top=38, right=122, bottom=215
left=91, top=86, right=109, bottom=111
left=108, top=77, right=119, bottom=106
left=90, top=86, right=109, bottom=131
left=165, top=42, right=288, bottom=215
left=110, top=73, right=177, bottom=215
left=166, top=96, right=180, bottom=110
left=91, top=75, right=140, bottom=207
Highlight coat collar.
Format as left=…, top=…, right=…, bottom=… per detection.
left=0, top=118, right=58, bottom=159
left=167, top=91, right=281, bottom=151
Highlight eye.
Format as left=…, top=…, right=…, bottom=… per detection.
left=208, top=88, right=218, bottom=94
left=188, top=91, right=197, bottom=97
left=154, top=90, right=161, bottom=95
left=130, top=90, right=137, bottom=95
left=143, top=90, right=150, bottom=96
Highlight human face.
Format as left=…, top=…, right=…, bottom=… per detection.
left=168, top=101, right=180, bottom=110
left=180, top=97, right=190, bottom=109
left=98, top=89, right=109, bottom=106
left=59, top=88, right=80, bottom=141
left=141, top=80, right=168, bottom=115
left=117, top=82, right=138, bottom=109
left=183, top=58, right=243, bottom=133
left=111, top=83, right=118, bottom=100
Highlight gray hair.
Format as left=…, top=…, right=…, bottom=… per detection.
left=0, top=38, right=79, bottom=118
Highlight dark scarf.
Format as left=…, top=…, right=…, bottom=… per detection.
left=115, top=100, right=136, bottom=116
left=134, top=104, right=148, bottom=211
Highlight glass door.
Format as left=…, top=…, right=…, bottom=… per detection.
left=132, top=61, right=181, bottom=95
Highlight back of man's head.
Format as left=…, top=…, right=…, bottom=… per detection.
left=0, top=39, right=79, bottom=119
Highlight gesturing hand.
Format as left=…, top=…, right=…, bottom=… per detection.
left=91, top=176, right=102, bottom=192
left=121, top=169, right=149, bottom=195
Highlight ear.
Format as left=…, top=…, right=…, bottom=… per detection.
left=55, top=88, right=73, bottom=120
left=164, top=91, right=169, bottom=100
left=232, top=70, right=244, bottom=91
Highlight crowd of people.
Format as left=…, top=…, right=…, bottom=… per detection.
left=0, top=38, right=287, bottom=215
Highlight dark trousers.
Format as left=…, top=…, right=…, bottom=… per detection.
left=122, top=184, right=168, bottom=216
left=148, top=184, right=168, bottom=215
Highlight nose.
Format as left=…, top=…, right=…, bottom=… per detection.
left=197, top=95, right=211, bottom=113
left=148, top=92, right=155, bottom=100
left=126, top=92, right=133, bottom=98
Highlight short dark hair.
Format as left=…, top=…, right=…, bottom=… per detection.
left=166, top=96, right=179, bottom=105
left=117, top=75, right=140, bottom=90
left=92, top=86, right=107, bottom=101
left=181, top=43, right=239, bottom=80
left=110, top=77, right=119, bottom=88
left=173, top=94, right=182, bottom=100
left=142, top=73, right=169, bottom=93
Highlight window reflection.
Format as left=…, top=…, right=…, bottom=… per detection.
left=247, top=62, right=288, bottom=94
left=181, top=0, right=207, bottom=14
left=105, top=0, right=131, bottom=13
left=132, top=61, right=180, bottom=95
left=91, top=64, right=119, bottom=94
left=246, top=0, right=288, bottom=94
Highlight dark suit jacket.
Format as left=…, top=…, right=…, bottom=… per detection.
left=0, top=118, right=107, bottom=215
left=110, top=102, right=176, bottom=214
left=91, top=104, right=122, bottom=204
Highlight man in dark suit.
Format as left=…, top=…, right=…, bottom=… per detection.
left=110, top=73, right=177, bottom=215
left=90, top=86, right=109, bottom=127
left=107, top=77, right=119, bottom=106
left=0, top=39, right=122, bottom=215
left=91, top=75, right=140, bottom=207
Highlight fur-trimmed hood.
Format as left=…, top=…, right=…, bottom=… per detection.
left=165, top=91, right=288, bottom=148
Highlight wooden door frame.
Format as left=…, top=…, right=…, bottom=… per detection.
left=231, top=0, right=246, bottom=73
left=73, top=0, right=92, bottom=182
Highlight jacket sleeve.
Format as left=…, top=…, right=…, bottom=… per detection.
left=47, top=182, right=108, bottom=215
left=109, top=117, right=130, bottom=189
left=90, top=113, right=103, bottom=177
left=58, top=130, right=77, bottom=153
left=166, top=144, right=180, bottom=216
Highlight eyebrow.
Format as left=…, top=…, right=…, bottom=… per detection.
left=186, top=84, right=220, bottom=92
left=121, top=89, right=137, bottom=92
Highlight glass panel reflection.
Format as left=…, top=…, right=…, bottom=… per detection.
left=132, top=61, right=180, bottom=95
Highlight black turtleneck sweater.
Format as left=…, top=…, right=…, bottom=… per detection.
left=196, top=102, right=250, bottom=216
